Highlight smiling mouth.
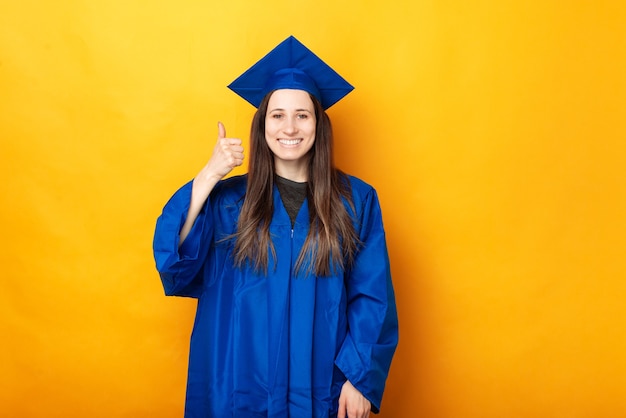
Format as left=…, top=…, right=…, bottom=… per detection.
left=278, top=138, right=302, bottom=145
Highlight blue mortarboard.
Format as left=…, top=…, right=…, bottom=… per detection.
left=228, top=36, right=354, bottom=110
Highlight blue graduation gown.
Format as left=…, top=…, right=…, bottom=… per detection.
left=153, top=174, right=398, bottom=417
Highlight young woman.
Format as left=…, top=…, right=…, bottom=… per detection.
left=153, top=36, right=398, bottom=418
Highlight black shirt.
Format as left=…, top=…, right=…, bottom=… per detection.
left=275, top=175, right=307, bottom=228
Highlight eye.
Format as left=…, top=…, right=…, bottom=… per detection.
left=271, top=113, right=284, bottom=119
left=297, top=113, right=309, bottom=119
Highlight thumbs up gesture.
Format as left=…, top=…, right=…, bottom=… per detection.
left=182, top=122, right=244, bottom=243
left=200, top=121, right=245, bottom=183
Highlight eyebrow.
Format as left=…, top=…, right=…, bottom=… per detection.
left=268, top=108, right=313, bottom=113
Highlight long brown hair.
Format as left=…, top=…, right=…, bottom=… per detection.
left=232, top=91, right=359, bottom=276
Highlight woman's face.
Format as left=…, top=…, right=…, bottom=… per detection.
left=265, top=89, right=316, bottom=172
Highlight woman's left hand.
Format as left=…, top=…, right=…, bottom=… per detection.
left=338, top=380, right=371, bottom=418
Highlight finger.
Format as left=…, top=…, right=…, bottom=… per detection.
left=219, top=143, right=244, bottom=159
left=217, top=121, right=226, bottom=139
left=338, top=396, right=346, bottom=418
left=228, top=157, right=243, bottom=168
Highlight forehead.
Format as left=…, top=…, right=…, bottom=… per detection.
left=267, top=89, right=314, bottom=109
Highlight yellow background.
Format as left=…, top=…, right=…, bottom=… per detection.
left=2, top=1, right=625, bottom=416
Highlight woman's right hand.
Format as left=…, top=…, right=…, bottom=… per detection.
left=180, top=122, right=244, bottom=244
left=195, top=121, right=244, bottom=190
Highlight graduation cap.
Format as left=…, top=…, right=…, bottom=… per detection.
left=228, top=36, right=354, bottom=110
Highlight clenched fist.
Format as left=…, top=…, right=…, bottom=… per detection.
left=200, top=121, right=245, bottom=183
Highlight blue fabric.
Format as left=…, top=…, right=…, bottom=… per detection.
left=227, top=36, right=354, bottom=110
left=264, top=68, right=321, bottom=105
left=153, top=175, right=398, bottom=417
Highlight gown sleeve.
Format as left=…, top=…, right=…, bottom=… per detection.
left=152, top=180, right=214, bottom=298
left=335, top=186, right=399, bottom=413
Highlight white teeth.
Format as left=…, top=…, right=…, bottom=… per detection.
left=278, top=139, right=302, bottom=145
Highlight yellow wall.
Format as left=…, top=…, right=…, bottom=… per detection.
left=2, top=1, right=625, bottom=416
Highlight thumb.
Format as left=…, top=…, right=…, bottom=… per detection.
left=217, top=121, right=226, bottom=139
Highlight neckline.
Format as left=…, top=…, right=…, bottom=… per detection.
left=275, top=174, right=308, bottom=187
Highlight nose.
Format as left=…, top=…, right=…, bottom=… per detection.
left=283, top=116, right=299, bottom=135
